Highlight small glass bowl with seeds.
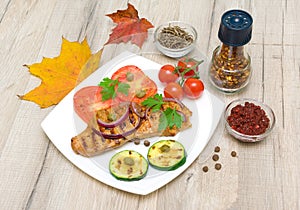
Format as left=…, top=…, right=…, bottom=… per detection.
left=154, top=21, right=197, bottom=58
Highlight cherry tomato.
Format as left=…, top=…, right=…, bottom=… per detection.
left=164, top=82, right=184, bottom=100
left=111, top=65, right=157, bottom=103
left=183, top=78, right=204, bottom=99
left=177, top=57, right=201, bottom=77
left=73, top=86, right=119, bottom=123
left=158, top=64, right=179, bottom=83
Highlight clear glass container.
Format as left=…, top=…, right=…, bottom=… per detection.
left=209, top=10, right=253, bottom=93
left=209, top=44, right=251, bottom=92
left=154, top=21, right=197, bottom=58
left=224, top=98, right=276, bottom=142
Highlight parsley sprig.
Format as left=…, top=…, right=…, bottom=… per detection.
left=159, top=107, right=183, bottom=131
left=141, top=93, right=164, bottom=111
left=98, top=77, right=130, bottom=101
left=142, top=94, right=184, bottom=130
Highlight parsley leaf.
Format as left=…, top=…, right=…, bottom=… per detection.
left=159, top=113, right=168, bottom=131
left=159, top=107, right=183, bottom=131
left=117, top=82, right=130, bottom=95
left=141, top=93, right=164, bottom=112
left=142, top=93, right=184, bottom=130
left=98, top=77, right=130, bottom=101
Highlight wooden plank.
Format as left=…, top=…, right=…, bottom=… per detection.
left=0, top=0, right=60, bottom=208
left=0, top=0, right=299, bottom=209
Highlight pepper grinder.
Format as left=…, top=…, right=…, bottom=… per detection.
left=209, top=10, right=253, bottom=93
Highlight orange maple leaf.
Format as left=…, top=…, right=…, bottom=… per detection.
left=105, top=3, right=154, bottom=48
left=19, top=38, right=103, bottom=108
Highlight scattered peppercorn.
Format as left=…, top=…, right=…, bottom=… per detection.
left=214, top=146, right=220, bottom=153
left=231, top=151, right=237, bottom=157
left=134, top=139, right=140, bottom=145
left=215, top=163, right=222, bottom=170
left=202, top=166, right=209, bottom=173
left=144, top=140, right=150, bottom=147
left=227, top=102, right=270, bottom=135
left=212, top=154, right=219, bottom=161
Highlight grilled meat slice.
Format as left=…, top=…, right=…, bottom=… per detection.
left=71, top=101, right=192, bottom=157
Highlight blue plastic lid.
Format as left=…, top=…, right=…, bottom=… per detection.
left=218, top=10, right=253, bottom=46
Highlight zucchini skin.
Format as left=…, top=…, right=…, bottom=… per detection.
left=149, top=155, right=186, bottom=171
left=111, top=171, right=147, bottom=181
left=109, top=150, right=148, bottom=181
left=147, top=140, right=187, bottom=171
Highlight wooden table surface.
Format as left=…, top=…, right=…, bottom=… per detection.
left=1, top=0, right=299, bottom=209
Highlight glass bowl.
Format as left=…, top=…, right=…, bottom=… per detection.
left=224, top=98, right=276, bottom=143
left=154, top=21, right=197, bottom=58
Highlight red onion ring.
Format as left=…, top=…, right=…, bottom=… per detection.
left=176, top=110, right=186, bottom=122
left=93, top=98, right=185, bottom=139
left=145, top=107, right=151, bottom=119
left=97, top=104, right=129, bottom=128
left=163, top=97, right=184, bottom=108
left=130, top=102, right=145, bottom=118
left=92, top=116, right=141, bottom=139
left=144, top=98, right=185, bottom=120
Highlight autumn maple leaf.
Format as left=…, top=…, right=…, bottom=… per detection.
left=105, top=3, right=154, bottom=48
left=18, top=38, right=103, bottom=108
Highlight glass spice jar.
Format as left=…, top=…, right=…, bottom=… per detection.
left=209, top=10, right=253, bottom=93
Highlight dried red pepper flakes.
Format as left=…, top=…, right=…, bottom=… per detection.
left=227, top=102, right=270, bottom=135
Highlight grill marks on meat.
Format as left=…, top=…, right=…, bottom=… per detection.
left=71, top=101, right=192, bottom=157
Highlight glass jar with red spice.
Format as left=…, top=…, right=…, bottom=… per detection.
left=224, top=98, right=276, bottom=143
left=209, top=10, right=253, bottom=93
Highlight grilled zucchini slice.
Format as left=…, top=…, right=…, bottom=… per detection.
left=147, top=140, right=186, bottom=171
left=109, top=150, right=148, bottom=181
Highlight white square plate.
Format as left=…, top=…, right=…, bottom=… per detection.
left=41, top=51, right=224, bottom=195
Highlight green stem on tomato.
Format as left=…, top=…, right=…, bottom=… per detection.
left=176, top=60, right=203, bottom=86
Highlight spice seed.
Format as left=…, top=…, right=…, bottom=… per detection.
left=214, top=146, right=220, bottom=153
left=231, top=151, right=237, bottom=157
left=158, top=25, right=194, bottom=49
left=202, top=166, right=209, bottom=172
left=212, top=154, right=219, bottom=161
left=144, top=140, right=150, bottom=147
left=215, top=163, right=222, bottom=170
left=134, top=139, right=140, bottom=145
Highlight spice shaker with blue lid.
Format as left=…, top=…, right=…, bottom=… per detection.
left=209, top=10, right=253, bottom=93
